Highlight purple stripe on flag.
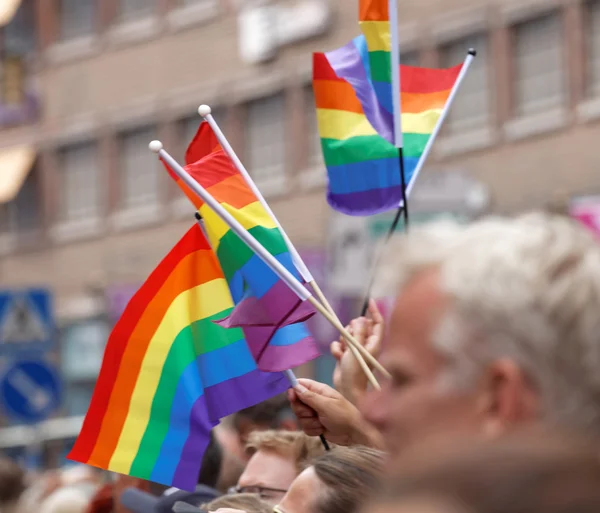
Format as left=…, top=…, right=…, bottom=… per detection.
left=242, top=322, right=320, bottom=372
left=205, top=369, right=289, bottom=420
left=171, top=369, right=288, bottom=490
left=216, top=281, right=315, bottom=328
left=255, top=337, right=322, bottom=372
left=328, top=186, right=403, bottom=216
left=325, top=38, right=394, bottom=143
left=170, top=395, right=215, bottom=491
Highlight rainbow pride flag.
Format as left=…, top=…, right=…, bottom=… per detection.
left=68, top=224, right=289, bottom=490
left=313, top=37, right=462, bottom=215
left=166, top=123, right=320, bottom=371
left=359, top=0, right=395, bottom=138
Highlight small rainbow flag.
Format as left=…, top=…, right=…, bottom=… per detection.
left=68, top=224, right=289, bottom=490
left=359, top=0, right=395, bottom=135
left=167, top=123, right=320, bottom=372
left=313, top=36, right=462, bottom=215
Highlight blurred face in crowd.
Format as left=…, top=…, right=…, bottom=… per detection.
left=360, top=268, right=537, bottom=458
left=275, top=467, right=325, bottom=513
left=236, top=449, right=296, bottom=504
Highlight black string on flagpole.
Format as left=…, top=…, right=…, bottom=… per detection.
left=360, top=147, right=410, bottom=316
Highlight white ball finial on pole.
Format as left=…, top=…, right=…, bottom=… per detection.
left=198, top=105, right=212, bottom=117
left=149, top=140, right=163, bottom=153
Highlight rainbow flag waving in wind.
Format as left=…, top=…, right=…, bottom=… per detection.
left=314, top=47, right=462, bottom=215
left=167, top=123, right=320, bottom=372
left=68, top=224, right=289, bottom=490
left=313, top=0, right=464, bottom=215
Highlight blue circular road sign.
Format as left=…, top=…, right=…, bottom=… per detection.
left=0, top=359, right=62, bottom=423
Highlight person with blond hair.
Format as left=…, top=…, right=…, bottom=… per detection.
left=288, top=213, right=600, bottom=459
left=234, top=430, right=327, bottom=504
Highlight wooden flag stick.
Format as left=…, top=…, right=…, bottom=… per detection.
left=309, top=281, right=381, bottom=389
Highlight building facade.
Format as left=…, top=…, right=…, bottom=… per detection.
left=1, top=0, right=600, bottom=438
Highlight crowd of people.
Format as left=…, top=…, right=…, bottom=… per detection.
left=4, top=211, right=600, bottom=513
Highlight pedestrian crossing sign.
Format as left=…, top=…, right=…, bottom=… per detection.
left=0, top=289, right=53, bottom=354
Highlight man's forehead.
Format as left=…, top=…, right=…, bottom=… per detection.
left=382, top=269, right=450, bottom=369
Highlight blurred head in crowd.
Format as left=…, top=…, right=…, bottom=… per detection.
left=203, top=493, right=271, bottom=513
left=40, top=486, right=96, bottom=513
left=369, top=429, right=600, bottom=513
left=0, top=457, right=26, bottom=513
left=199, top=431, right=223, bottom=489
left=365, top=213, right=600, bottom=457
left=235, top=430, right=325, bottom=504
left=85, top=484, right=113, bottom=513
left=276, top=446, right=383, bottom=513
left=233, top=394, right=298, bottom=452
left=214, top=424, right=245, bottom=493
left=61, top=466, right=101, bottom=488
left=0, top=457, right=25, bottom=504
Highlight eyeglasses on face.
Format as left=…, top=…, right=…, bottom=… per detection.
left=227, top=485, right=288, bottom=500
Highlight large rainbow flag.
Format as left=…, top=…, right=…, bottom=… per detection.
left=68, top=224, right=289, bottom=490
left=313, top=37, right=462, bottom=215
left=166, top=123, right=320, bottom=372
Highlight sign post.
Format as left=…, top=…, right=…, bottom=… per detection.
left=0, top=288, right=60, bottom=469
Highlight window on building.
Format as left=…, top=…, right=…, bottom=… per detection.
left=13, top=169, right=40, bottom=233
left=513, top=13, right=564, bottom=116
left=1, top=1, right=35, bottom=110
left=400, top=50, right=419, bottom=67
left=58, top=0, right=95, bottom=40
left=587, top=1, right=600, bottom=96
left=4, top=1, right=36, bottom=54
left=59, top=142, right=100, bottom=223
left=245, top=93, right=286, bottom=191
left=182, top=116, right=201, bottom=153
left=119, top=0, right=158, bottom=20
left=118, top=126, right=159, bottom=210
left=0, top=168, right=41, bottom=237
left=440, top=34, right=490, bottom=133
left=0, top=204, right=11, bottom=235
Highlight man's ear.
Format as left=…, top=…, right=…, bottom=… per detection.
left=478, top=358, right=539, bottom=438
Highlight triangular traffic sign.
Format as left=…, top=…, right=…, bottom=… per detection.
left=0, top=294, right=49, bottom=344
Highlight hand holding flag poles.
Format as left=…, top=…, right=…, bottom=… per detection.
left=197, top=105, right=384, bottom=389
left=194, top=210, right=332, bottom=450
left=152, top=141, right=390, bottom=387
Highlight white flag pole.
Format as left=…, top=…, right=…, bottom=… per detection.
left=152, top=141, right=388, bottom=384
left=197, top=106, right=375, bottom=380
left=198, top=105, right=314, bottom=284
left=389, top=0, right=402, bottom=149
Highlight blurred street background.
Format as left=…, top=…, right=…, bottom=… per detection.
left=1, top=0, right=600, bottom=472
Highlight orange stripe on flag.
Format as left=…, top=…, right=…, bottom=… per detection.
left=313, top=80, right=364, bottom=114
left=401, top=89, right=452, bottom=114
left=359, top=0, right=389, bottom=22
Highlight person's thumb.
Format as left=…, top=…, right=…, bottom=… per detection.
left=294, top=378, right=335, bottom=410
